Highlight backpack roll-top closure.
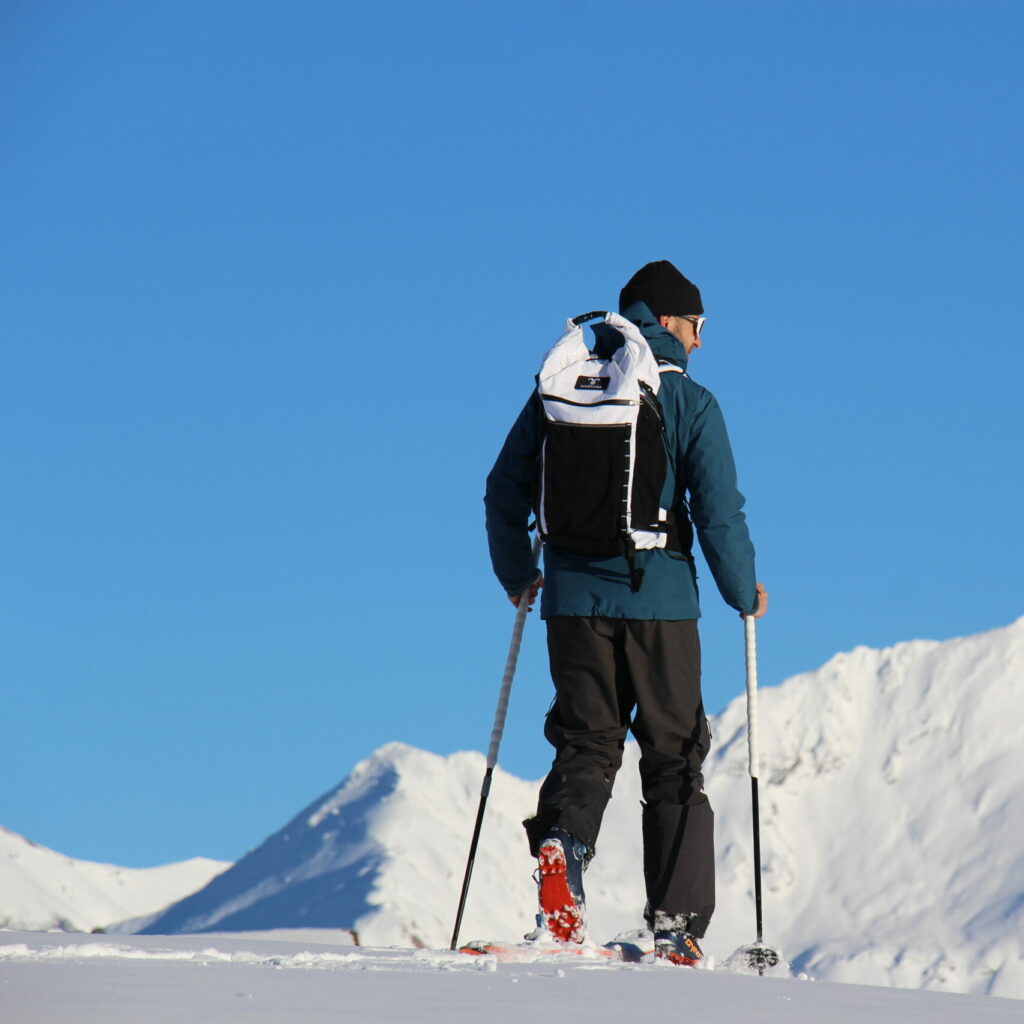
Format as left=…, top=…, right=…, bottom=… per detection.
left=537, top=312, right=661, bottom=425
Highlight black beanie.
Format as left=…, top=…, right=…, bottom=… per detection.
left=619, top=260, right=703, bottom=317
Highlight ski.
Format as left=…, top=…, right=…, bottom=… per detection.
left=459, top=935, right=652, bottom=964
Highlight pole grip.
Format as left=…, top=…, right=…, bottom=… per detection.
left=744, top=615, right=760, bottom=780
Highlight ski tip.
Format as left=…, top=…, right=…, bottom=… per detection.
left=457, top=940, right=495, bottom=956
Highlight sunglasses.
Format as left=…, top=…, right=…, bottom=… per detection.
left=680, top=315, right=706, bottom=337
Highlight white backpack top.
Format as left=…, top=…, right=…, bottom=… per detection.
left=537, top=311, right=663, bottom=425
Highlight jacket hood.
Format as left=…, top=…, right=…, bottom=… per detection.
left=591, top=300, right=689, bottom=372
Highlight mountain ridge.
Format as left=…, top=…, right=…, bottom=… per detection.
left=0, top=825, right=229, bottom=933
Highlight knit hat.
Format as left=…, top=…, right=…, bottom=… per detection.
left=619, top=260, right=703, bottom=317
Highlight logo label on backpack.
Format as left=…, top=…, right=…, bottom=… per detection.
left=574, top=375, right=610, bottom=391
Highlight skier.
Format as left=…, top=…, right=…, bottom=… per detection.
left=484, top=260, right=767, bottom=966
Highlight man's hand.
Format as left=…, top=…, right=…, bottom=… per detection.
left=509, top=574, right=544, bottom=612
left=742, top=582, right=768, bottom=620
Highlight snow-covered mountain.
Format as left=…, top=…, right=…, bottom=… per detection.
left=0, top=827, right=229, bottom=933
left=135, top=618, right=1022, bottom=998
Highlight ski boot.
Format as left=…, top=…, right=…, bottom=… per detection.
left=654, top=930, right=704, bottom=966
left=650, top=911, right=704, bottom=967
left=535, top=826, right=587, bottom=943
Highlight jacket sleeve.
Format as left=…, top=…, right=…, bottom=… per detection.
left=484, top=392, right=544, bottom=595
left=680, top=387, right=758, bottom=614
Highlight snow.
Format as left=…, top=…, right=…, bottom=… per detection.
left=124, top=617, right=1023, bottom=999
left=1, top=929, right=1022, bottom=1024
left=0, top=826, right=229, bottom=933
left=2, top=617, right=1021, bottom=1017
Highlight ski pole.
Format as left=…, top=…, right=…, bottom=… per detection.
left=450, top=536, right=542, bottom=951
left=743, top=615, right=780, bottom=973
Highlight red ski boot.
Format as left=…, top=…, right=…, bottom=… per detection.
left=536, top=827, right=587, bottom=944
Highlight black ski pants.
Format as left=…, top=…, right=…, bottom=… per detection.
left=524, top=616, right=715, bottom=936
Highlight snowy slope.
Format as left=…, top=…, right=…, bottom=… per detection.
left=0, top=826, right=229, bottom=933
left=133, top=744, right=540, bottom=944
left=134, top=618, right=1023, bottom=998
left=707, top=616, right=1024, bottom=998
left=2, top=930, right=1023, bottom=1024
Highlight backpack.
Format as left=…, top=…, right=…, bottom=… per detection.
left=534, top=311, right=692, bottom=591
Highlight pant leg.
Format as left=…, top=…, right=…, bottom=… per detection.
left=624, top=619, right=715, bottom=936
left=524, top=616, right=633, bottom=857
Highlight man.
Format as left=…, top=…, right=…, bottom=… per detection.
left=484, top=260, right=766, bottom=965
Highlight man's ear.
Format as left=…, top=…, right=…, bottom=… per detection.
left=658, top=314, right=671, bottom=329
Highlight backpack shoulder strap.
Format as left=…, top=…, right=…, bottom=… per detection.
left=657, top=358, right=686, bottom=377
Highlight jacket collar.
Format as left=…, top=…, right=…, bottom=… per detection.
left=591, top=300, right=689, bottom=372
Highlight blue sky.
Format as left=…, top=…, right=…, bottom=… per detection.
left=2, top=1, right=1022, bottom=868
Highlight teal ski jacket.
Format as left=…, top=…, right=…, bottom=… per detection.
left=484, top=301, right=758, bottom=620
